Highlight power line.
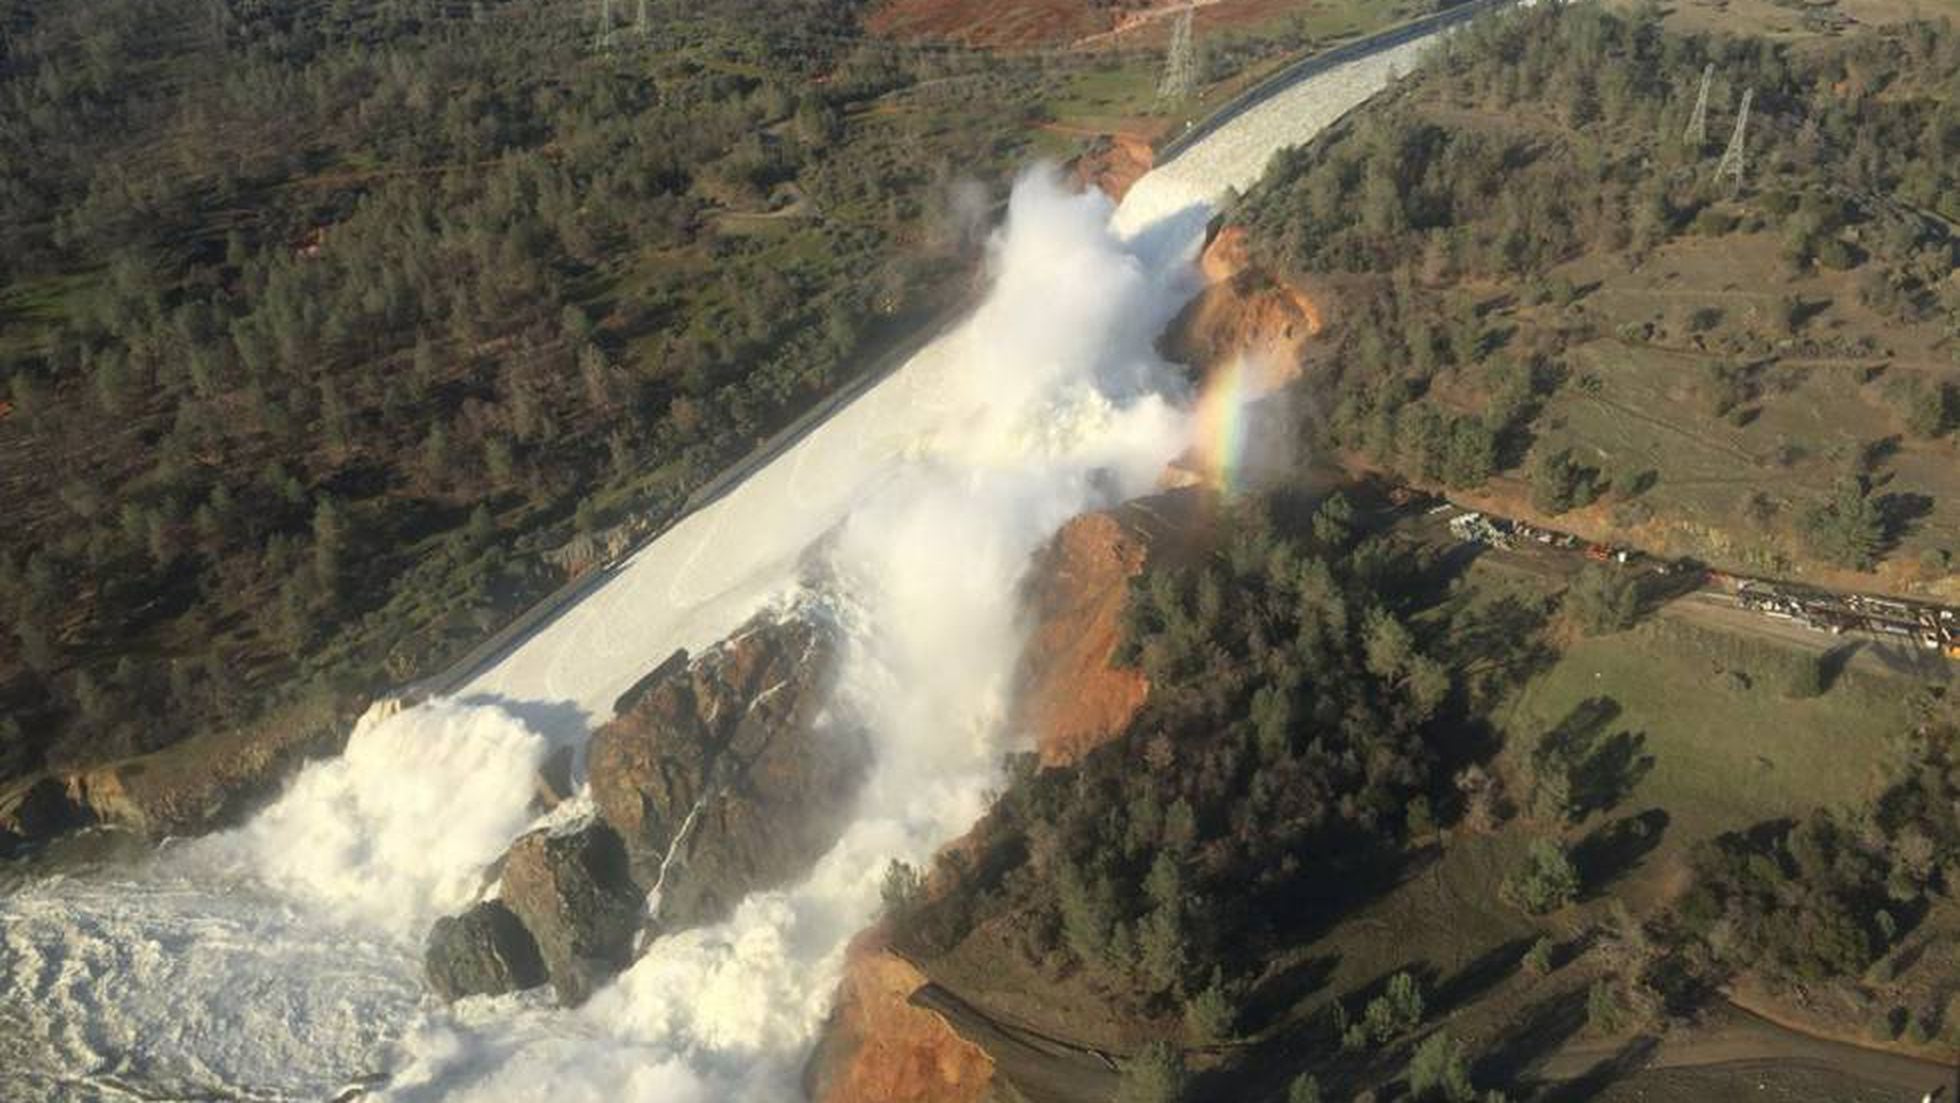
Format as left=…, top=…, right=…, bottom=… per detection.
left=1684, top=61, right=1712, bottom=147
left=1158, top=4, right=1196, bottom=102
left=1716, top=86, right=1753, bottom=188
left=594, top=0, right=615, bottom=52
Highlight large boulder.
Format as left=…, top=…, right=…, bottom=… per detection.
left=423, top=900, right=546, bottom=1001
left=421, top=612, right=866, bottom=1005
left=587, top=615, right=868, bottom=933
left=498, top=819, right=643, bottom=1005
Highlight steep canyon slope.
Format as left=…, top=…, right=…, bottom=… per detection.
left=0, top=8, right=1477, bottom=1100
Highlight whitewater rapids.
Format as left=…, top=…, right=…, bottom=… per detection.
left=0, top=20, right=1469, bottom=1102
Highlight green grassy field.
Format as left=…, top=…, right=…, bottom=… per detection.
left=1216, top=553, right=1930, bottom=1096
left=1497, top=611, right=1912, bottom=882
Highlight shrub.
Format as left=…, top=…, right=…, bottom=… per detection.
left=1408, top=1031, right=1477, bottom=1102
left=1815, top=236, right=1858, bottom=269
left=1905, top=1013, right=1931, bottom=1045
left=1117, top=1042, right=1187, bottom=1103
left=1184, top=971, right=1237, bottom=1041
left=1502, top=838, right=1581, bottom=914
left=1523, top=937, right=1555, bottom=976
left=1800, top=478, right=1886, bottom=570
left=1530, top=448, right=1600, bottom=515
left=1886, top=376, right=1954, bottom=438
left=1587, top=978, right=1628, bottom=1035
left=1692, top=207, right=1738, bottom=236
left=879, top=860, right=925, bottom=915
left=1357, top=972, right=1427, bottom=1045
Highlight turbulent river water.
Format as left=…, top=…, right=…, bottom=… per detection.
left=0, top=25, right=1459, bottom=1103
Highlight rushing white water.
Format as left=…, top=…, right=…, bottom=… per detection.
left=378, top=167, right=1204, bottom=1103
left=0, top=20, right=1471, bottom=1101
left=1117, top=30, right=1441, bottom=234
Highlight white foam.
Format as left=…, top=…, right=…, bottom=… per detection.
left=377, top=166, right=1203, bottom=1103
left=0, top=21, right=1476, bottom=1097
left=1116, top=33, right=1444, bottom=234
left=0, top=874, right=416, bottom=1102
left=185, top=699, right=550, bottom=939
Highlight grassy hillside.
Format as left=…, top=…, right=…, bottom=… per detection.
left=875, top=7, right=1960, bottom=1100
left=1232, top=1, right=1959, bottom=597
left=884, top=477, right=1950, bottom=1100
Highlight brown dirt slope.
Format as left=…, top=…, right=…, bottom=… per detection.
left=866, top=0, right=1145, bottom=47
left=1065, top=132, right=1155, bottom=202
left=1014, top=490, right=1203, bottom=766
left=809, top=934, right=997, bottom=1103
left=1170, top=225, right=1323, bottom=386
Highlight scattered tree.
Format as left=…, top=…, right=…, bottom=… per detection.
left=1502, top=838, right=1581, bottom=914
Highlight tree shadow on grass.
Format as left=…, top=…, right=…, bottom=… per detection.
left=1572, top=808, right=1669, bottom=897
left=1879, top=491, right=1936, bottom=550
left=1535, top=699, right=1654, bottom=822
left=1818, top=640, right=1863, bottom=693
left=1240, top=953, right=1340, bottom=1035
left=1538, top=1034, right=1661, bottom=1103
left=1537, top=697, right=1621, bottom=764
left=1235, top=843, right=1444, bottom=1036
left=1471, top=986, right=1591, bottom=1087
left=1433, top=936, right=1536, bottom=1016
left=1569, top=730, right=1654, bottom=821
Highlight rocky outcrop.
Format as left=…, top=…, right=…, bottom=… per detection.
left=1014, top=491, right=1201, bottom=766
left=424, top=900, right=547, bottom=1001
left=0, top=776, right=90, bottom=853
left=499, top=819, right=644, bottom=1005
left=1069, top=133, right=1154, bottom=201
left=0, top=692, right=359, bottom=853
left=422, top=612, right=866, bottom=1004
left=587, top=616, right=867, bottom=933
left=806, top=935, right=995, bottom=1103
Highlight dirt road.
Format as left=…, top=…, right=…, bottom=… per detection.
left=1546, top=1002, right=1954, bottom=1102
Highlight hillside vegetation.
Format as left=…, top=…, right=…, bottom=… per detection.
left=874, top=7, right=1960, bottom=1101
left=1235, top=1, right=1960, bottom=593
left=0, top=0, right=1118, bottom=783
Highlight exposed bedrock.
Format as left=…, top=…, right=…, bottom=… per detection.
left=424, top=899, right=548, bottom=1002
left=0, top=694, right=360, bottom=855
left=498, top=819, right=643, bottom=1005
left=588, top=613, right=866, bottom=932
left=423, top=612, right=868, bottom=1003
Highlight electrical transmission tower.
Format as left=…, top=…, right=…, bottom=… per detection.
left=1158, top=5, right=1197, bottom=102
left=1684, top=62, right=1713, bottom=147
left=595, top=0, right=616, bottom=51
left=1716, top=87, right=1753, bottom=188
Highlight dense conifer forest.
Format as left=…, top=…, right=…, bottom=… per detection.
left=0, top=0, right=1070, bottom=780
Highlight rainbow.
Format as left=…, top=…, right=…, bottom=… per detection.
left=1192, top=355, right=1260, bottom=493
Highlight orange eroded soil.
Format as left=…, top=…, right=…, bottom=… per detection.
left=813, top=932, right=996, bottom=1103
